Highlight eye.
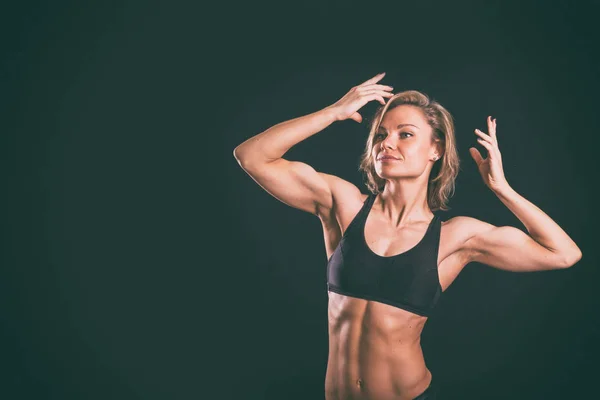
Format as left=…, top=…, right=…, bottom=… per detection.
left=400, top=132, right=413, bottom=138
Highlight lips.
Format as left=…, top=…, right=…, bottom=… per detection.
left=378, top=155, right=400, bottom=160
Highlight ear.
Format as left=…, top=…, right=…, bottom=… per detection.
left=431, top=140, right=443, bottom=161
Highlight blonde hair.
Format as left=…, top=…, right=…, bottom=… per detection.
left=358, top=90, right=460, bottom=212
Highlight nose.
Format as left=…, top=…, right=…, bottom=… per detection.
left=381, top=134, right=396, bottom=149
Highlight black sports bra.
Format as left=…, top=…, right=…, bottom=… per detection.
left=326, top=193, right=442, bottom=317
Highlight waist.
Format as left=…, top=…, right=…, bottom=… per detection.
left=326, top=291, right=431, bottom=398
left=328, top=324, right=427, bottom=379
left=328, top=327, right=426, bottom=368
left=326, top=343, right=430, bottom=400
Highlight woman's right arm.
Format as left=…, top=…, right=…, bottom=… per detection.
left=233, top=73, right=393, bottom=217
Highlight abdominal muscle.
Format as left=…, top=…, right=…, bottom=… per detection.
left=325, top=291, right=432, bottom=400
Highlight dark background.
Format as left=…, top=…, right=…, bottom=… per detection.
left=2, top=0, right=598, bottom=399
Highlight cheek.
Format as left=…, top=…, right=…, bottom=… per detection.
left=405, top=143, right=427, bottom=156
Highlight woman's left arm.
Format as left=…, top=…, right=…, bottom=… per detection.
left=461, top=116, right=582, bottom=271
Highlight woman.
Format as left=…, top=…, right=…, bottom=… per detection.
left=232, top=72, right=582, bottom=400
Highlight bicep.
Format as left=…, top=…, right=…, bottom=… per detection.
left=238, top=158, right=351, bottom=217
left=464, top=221, right=563, bottom=272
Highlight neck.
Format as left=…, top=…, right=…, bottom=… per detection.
left=377, top=178, right=433, bottom=227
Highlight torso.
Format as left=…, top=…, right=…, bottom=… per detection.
left=319, top=192, right=472, bottom=400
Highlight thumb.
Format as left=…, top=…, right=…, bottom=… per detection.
left=350, top=112, right=363, bottom=123
left=469, top=147, right=483, bottom=165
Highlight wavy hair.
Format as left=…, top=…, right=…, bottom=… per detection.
left=358, top=90, right=460, bottom=212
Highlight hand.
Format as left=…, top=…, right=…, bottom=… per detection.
left=328, top=73, right=394, bottom=123
left=469, top=116, right=510, bottom=193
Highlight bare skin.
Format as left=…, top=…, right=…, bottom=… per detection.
left=320, top=191, right=470, bottom=400
left=233, top=72, right=581, bottom=400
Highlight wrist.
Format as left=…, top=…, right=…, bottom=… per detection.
left=493, top=183, right=515, bottom=198
left=321, top=105, right=341, bottom=123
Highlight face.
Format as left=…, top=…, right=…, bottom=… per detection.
left=371, top=105, right=439, bottom=180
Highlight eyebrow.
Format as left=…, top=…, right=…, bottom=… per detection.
left=378, top=124, right=420, bottom=131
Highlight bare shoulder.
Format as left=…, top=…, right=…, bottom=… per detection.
left=440, top=215, right=497, bottom=259
left=432, top=215, right=499, bottom=286
left=317, top=172, right=365, bottom=211
left=442, top=215, right=496, bottom=240
left=316, top=172, right=367, bottom=227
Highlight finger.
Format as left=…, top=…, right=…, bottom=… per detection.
left=351, top=93, right=390, bottom=115
left=475, top=128, right=500, bottom=154
left=350, top=112, right=363, bottom=123
left=469, top=147, right=483, bottom=165
left=359, top=72, right=385, bottom=87
left=361, top=89, right=394, bottom=97
left=476, top=138, right=493, bottom=156
left=359, top=83, right=394, bottom=92
left=364, top=93, right=387, bottom=105
left=487, top=116, right=497, bottom=142
left=474, top=128, right=493, bottom=143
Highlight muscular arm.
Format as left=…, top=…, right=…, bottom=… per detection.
left=461, top=186, right=582, bottom=271
left=233, top=107, right=340, bottom=216
left=233, top=73, right=393, bottom=217
left=462, top=116, right=582, bottom=271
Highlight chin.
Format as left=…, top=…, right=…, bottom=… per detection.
left=376, top=171, right=404, bottom=179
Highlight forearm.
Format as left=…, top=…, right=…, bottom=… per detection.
left=494, top=185, right=582, bottom=262
left=233, top=106, right=338, bottom=165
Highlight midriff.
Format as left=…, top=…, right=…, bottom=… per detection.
left=325, top=291, right=433, bottom=400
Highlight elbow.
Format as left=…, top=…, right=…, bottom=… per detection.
left=233, top=145, right=264, bottom=169
left=559, top=248, right=583, bottom=269
left=233, top=146, right=244, bottom=163
left=234, top=145, right=275, bottom=171
left=233, top=146, right=251, bottom=168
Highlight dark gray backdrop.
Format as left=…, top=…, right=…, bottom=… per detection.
left=2, top=1, right=598, bottom=399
